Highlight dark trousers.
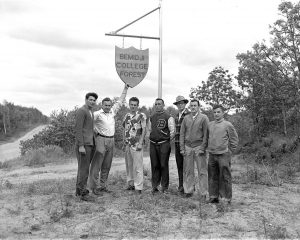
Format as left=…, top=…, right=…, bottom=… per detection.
left=208, top=152, right=232, bottom=200
left=175, top=143, right=183, bottom=188
left=76, top=145, right=95, bottom=194
left=150, top=141, right=171, bottom=190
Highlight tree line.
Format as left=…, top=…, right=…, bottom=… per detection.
left=0, top=100, right=48, bottom=141
left=190, top=1, right=300, bottom=140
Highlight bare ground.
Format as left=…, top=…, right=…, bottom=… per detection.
left=0, top=153, right=300, bottom=239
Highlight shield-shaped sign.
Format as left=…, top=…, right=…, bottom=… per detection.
left=115, top=46, right=149, bottom=88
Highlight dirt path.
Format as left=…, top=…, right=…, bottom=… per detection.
left=0, top=156, right=150, bottom=185
left=0, top=125, right=47, bottom=162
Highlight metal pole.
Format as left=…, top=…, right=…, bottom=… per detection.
left=158, top=0, right=162, bottom=98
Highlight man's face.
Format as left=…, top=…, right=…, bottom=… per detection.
left=154, top=100, right=164, bottom=112
left=85, top=96, right=96, bottom=110
left=189, top=101, right=199, bottom=114
left=213, top=108, right=224, bottom=121
left=175, top=101, right=186, bottom=112
left=129, top=100, right=139, bottom=113
left=102, top=101, right=112, bottom=113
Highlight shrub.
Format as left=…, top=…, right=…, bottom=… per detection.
left=22, top=145, right=67, bottom=166
left=0, top=161, right=11, bottom=169
left=20, top=109, right=77, bottom=155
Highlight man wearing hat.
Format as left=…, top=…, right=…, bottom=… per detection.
left=173, top=95, right=190, bottom=193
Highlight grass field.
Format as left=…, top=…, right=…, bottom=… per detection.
left=0, top=153, right=300, bottom=239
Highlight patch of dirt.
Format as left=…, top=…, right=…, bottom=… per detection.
left=0, top=125, right=48, bottom=162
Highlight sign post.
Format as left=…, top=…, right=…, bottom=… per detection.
left=105, top=1, right=162, bottom=96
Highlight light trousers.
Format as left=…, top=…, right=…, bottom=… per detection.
left=183, top=145, right=208, bottom=195
left=89, top=136, right=114, bottom=189
left=125, top=145, right=144, bottom=190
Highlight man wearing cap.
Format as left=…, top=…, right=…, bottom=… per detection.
left=173, top=96, right=190, bottom=194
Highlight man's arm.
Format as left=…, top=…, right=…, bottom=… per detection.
left=168, top=116, right=175, bottom=140
left=145, top=118, right=151, bottom=139
left=228, top=122, right=239, bottom=153
left=74, top=108, right=86, bottom=154
left=179, top=118, right=186, bottom=155
left=137, top=113, right=147, bottom=151
left=113, top=84, right=129, bottom=114
left=199, top=115, right=209, bottom=152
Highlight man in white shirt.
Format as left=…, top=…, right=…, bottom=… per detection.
left=89, top=84, right=129, bottom=195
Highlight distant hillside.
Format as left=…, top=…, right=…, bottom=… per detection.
left=0, top=100, right=48, bottom=142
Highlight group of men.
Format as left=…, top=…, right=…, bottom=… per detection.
left=74, top=84, right=239, bottom=205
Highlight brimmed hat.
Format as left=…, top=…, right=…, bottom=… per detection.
left=173, top=95, right=189, bottom=105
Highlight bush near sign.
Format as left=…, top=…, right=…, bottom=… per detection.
left=115, top=46, right=149, bottom=88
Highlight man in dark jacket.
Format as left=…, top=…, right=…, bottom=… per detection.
left=147, top=98, right=175, bottom=194
left=173, top=96, right=190, bottom=193
left=74, top=92, right=98, bottom=201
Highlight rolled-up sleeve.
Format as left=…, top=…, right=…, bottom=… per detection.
left=168, top=117, right=175, bottom=140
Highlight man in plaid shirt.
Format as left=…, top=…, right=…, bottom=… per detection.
left=122, top=97, right=147, bottom=194
left=173, top=96, right=190, bottom=193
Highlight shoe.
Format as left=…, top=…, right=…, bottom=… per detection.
left=184, top=193, right=193, bottom=198
left=136, top=190, right=142, bottom=194
left=161, top=188, right=169, bottom=194
left=92, top=188, right=103, bottom=196
left=207, top=198, right=219, bottom=204
left=76, top=188, right=89, bottom=196
left=151, top=188, right=159, bottom=194
left=99, top=187, right=111, bottom=193
left=223, top=198, right=231, bottom=205
left=80, top=194, right=95, bottom=202
left=200, top=194, right=209, bottom=202
left=177, top=186, right=184, bottom=193
left=125, top=185, right=135, bottom=191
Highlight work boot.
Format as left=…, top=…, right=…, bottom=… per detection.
left=207, top=198, right=219, bottom=204
left=80, top=194, right=95, bottom=202
left=92, top=188, right=103, bottom=196
left=125, top=185, right=135, bottom=191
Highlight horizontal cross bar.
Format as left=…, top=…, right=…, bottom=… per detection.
left=105, top=33, right=160, bottom=40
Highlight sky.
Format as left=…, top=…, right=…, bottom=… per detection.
left=0, top=0, right=291, bottom=116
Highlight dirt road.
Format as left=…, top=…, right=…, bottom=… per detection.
left=0, top=125, right=47, bottom=162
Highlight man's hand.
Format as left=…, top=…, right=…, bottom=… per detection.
left=136, top=143, right=143, bottom=151
left=180, top=150, right=186, bottom=156
left=196, top=149, right=205, bottom=155
left=125, top=84, right=130, bottom=89
left=79, top=146, right=86, bottom=154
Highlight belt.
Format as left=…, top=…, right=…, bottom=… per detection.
left=96, top=133, right=114, bottom=138
left=150, top=139, right=169, bottom=145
